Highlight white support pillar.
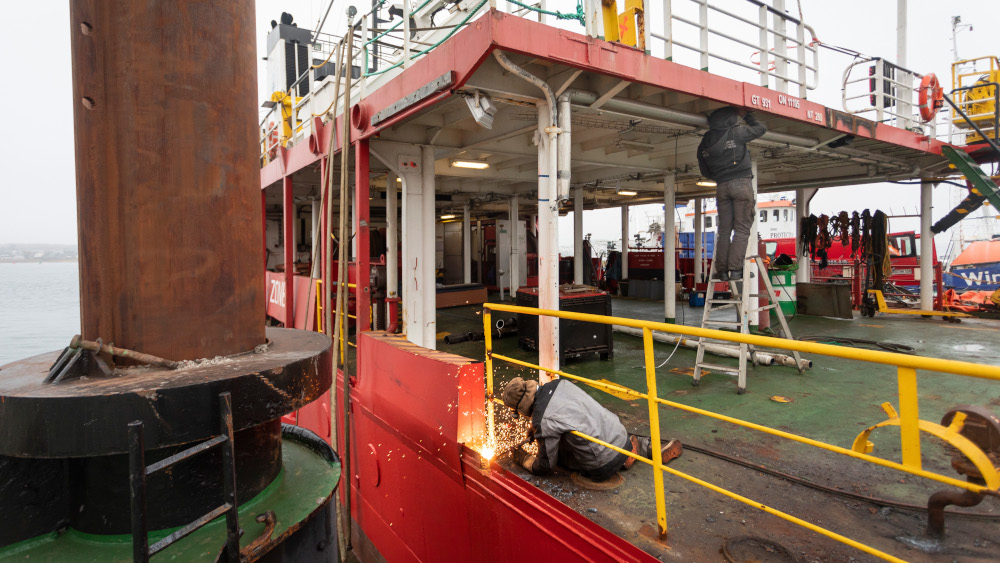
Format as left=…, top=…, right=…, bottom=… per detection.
left=421, top=146, right=437, bottom=347
left=664, top=174, right=677, bottom=322
left=387, top=173, right=398, bottom=299
left=620, top=205, right=629, bottom=282
left=795, top=188, right=817, bottom=284
left=748, top=161, right=760, bottom=328
left=573, top=187, right=584, bottom=284
left=401, top=157, right=426, bottom=346
left=310, top=196, right=321, bottom=278
left=509, top=195, right=520, bottom=296
left=462, top=204, right=472, bottom=284
left=920, top=177, right=934, bottom=311
left=475, top=219, right=482, bottom=283
left=693, top=198, right=703, bottom=285
left=537, top=104, right=560, bottom=381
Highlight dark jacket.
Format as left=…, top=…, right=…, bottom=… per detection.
left=528, top=379, right=629, bottom=479
left=697, top=107, right=766, bottom=184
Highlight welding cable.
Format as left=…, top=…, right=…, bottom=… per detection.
left=683, top=442, right=1000, bottom=521
left=796, top=335, right=915, bottom=354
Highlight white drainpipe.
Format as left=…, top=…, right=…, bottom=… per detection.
left=494, top=50, right=562, bottom=382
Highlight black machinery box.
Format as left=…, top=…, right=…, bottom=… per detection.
left=515, top=286, right=613, bottom=361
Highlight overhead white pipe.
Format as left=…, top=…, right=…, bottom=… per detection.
left=562, top=90, right=817, bottom=147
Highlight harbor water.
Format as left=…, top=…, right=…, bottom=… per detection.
left=0, top=262, right=80, bottom=365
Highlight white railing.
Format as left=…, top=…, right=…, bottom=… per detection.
left=260, top=0, right=823, bottom=157
left=842, top=57, right=924, bottom=131
left=651, top=0, right=819, bottom=98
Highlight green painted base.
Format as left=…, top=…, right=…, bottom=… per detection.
left=0, top=440, right=340, bottom=562
left=664, top=317, right=676, bottom=324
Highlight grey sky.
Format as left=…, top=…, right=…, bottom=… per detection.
left=1, top=1, right=996, bottom=257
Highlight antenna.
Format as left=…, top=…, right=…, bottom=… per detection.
left=951, top=15, right=973, bottom=64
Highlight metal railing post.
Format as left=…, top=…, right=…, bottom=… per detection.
left=642, top=327, right=668, bottom=539
left=484, top=309, right=496, bottom=449
left=896, top=367, right=922, bottom=469
left=875, top=59, right=885, bottom=123
left=773, top=0, right=788, bottom=94
left=403, top=0, right=412, bottom=68
left=796, top=23, right=807, bottom=98
left=757, top=4, right=769, bottom=88
left=697, top=0, right=708, bottom=71
left=662, top=0, right=672, bottom=60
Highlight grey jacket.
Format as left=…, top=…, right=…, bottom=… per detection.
left=697, top=107, right=766, bottom=184
left=529, top=379, right=629, bottom=479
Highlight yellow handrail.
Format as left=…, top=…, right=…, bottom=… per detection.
left=484, top=303, right=1000, bottom=380
left=482, top=302, right=1000, bottom=562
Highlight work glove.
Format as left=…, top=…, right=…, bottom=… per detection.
left=521, top=454, right=536, bottom=473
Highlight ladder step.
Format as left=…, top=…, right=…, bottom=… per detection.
left=697, top=362, right=740, bottom=374
left=708, top=299, right=741, bottom=304
left=751, top=304, right=778, bottom=312
left=703, top=320, right=741, bottom=327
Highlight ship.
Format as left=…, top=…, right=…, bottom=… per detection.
left=3, top=1, right=1000, bottom=562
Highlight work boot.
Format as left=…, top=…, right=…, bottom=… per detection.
left=716, top=271, right=729, bottom=282
left=729, top=270, right=743, bottom=281
left=659, top=439, right=683, bottom=465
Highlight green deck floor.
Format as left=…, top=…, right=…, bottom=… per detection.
left=439, top=294, right=1000, bottom=562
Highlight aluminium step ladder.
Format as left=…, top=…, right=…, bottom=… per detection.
left=692, top=255, right=803, bottom=394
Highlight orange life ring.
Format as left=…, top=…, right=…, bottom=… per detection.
left=918, top=74, right=944, bottom=122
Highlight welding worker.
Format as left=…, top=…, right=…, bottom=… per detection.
left=502, top=377, right=682, bottom=482
left=697, top=106, right=766, bottom=282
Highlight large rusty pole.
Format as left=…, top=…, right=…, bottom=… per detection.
left=69, top=1, right=264, bottom=359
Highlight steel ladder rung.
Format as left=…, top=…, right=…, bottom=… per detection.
left=696, top=362, right=740, bottom=374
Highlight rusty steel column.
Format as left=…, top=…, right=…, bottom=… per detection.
left=70, top=1, right=264, bottom=359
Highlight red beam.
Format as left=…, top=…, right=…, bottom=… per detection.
left=283, top=175, right=294, bottom=327
left=355, top=139, right=371, bottom=332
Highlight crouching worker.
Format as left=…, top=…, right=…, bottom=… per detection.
left=502, top=376, right=682, bottom=482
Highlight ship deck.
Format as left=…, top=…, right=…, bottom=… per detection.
left=436, top=295, right=1000, bottom=561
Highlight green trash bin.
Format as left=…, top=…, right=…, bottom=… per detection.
left=768, top=271, right=796, bottom=316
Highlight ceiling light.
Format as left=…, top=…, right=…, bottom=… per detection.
left=696, top=179, right=717, bottom=187
left=452, top=160, right=489, bottom=169
left=440, top=214, right=456, bottom=220
left=617, top=189, right=637, bottom=196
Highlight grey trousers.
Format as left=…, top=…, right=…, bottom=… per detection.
left=714, top=177, right=755, bottom=273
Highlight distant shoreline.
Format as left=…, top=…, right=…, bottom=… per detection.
left=0, top=259, right=78, bottom=264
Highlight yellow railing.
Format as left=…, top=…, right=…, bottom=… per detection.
left=482, top=303, right=1000, bottom=563
left=316, top=279, right=359, bottom=360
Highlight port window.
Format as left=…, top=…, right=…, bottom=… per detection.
left=760, top=210, right=768, bottom=222
left=772, top=210, right=780, bottom=220
left=783, top=209, right=789, bottom=221
left=705, top=216, right=713, bottom=228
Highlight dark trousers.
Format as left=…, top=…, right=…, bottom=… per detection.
left=714, top=177, right=755, bottom=273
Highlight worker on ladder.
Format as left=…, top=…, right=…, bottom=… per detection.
left=697, top=107, right=767, bottom=281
